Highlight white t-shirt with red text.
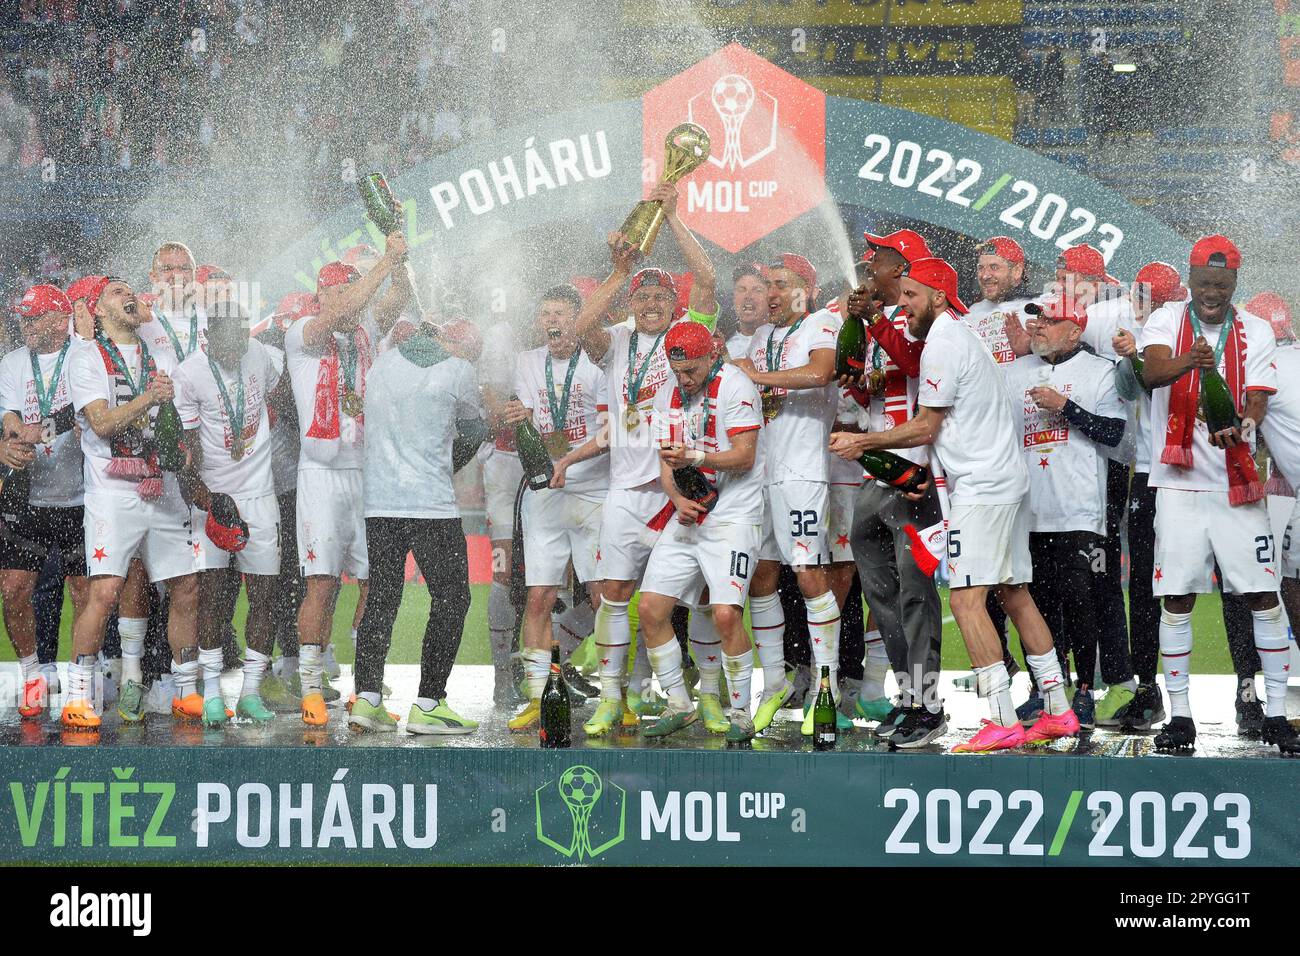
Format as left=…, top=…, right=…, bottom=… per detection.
left=0, top=341, right=86, bottom=508
left=515, top=345, right=608, bottom=497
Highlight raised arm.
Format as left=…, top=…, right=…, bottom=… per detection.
left=651, top=181, right=716, bottom=317
left=301, top=231, right=407, bottom=351
left=577, top=235, right=641, bottom=364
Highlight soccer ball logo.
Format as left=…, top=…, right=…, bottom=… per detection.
left=558, top=765, right=602, bottom=809
left=712, top=74, right=754, bottom=120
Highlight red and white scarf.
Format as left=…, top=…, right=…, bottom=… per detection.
left=646, top=375, right=724, bottom=532
left=96, top=339, right=164, bottom=500
left=1161, top=304, right=1263, bottom=505
left=305, top=326, right=372, bottom=441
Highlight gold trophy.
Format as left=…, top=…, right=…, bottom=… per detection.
left=620, top=123, right=711, bottom=256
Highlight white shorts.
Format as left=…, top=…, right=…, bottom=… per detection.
left=83, top=491, right=196, bottom=583
left=522, top=488, right=603, bottom=587
left=641, top=520, right=762, bottom=608
left=1153, top=487, right=1278, bottom=595
left=759, top=480, right=830, bottom=567
left=596, top=483, right=670, bottom=584
left=946, top=499, right=1033, bottom=588
left=195, top=494, right=282, bottom=576
left=1283, top=496, right=1300, bottom=579
left=828, top=482, right=860, bottom=563
left=483, top=451, right=523, bottom=541
left=297, top=468, right=368, bottom=579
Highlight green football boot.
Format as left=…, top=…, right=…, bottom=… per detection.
left=407, top=699, right=477, bottom=735
left=117, top=679, right=146, bottom=724
left=236, top=695, right=275, bottom=723
left=696, top=693, right=729, bottom=733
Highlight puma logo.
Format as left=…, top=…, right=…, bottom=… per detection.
left=740, top=400, right=754, bottom=409
left=925, top=378, right=941, bottom=391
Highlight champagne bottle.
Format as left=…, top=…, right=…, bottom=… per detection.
left=858, top=449, right=930, bottom=494
left=155, top=400, right=186, bottom=472
left=672, top=465, right=718, bottom=513
left=539, top=645, right=571, bottom=749
left=513, top=394, right=555, bottom=491
left=1127, top=354, right=1148, bottom=392
left=1200, top=366, right=1240, bottom=435
left=835, top=310, right=866, bottom=380
left=359, top=172, right=403, bottom=235
left=813, top=666, right=836, bottom=751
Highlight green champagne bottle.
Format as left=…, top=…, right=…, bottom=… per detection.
left=1127, top=354, right=1149, bottom=392
left=1200, top=366, right=1240, bottom=435
left=813, top=666, right=836, bottom=751
left=858, top=449, right=930, bottom=494
left=359, top=172, right=403, bottom=235
left=155, top=401, right=186, bottom=472
left=513, top=394, right=554, bottom=491
left=539, top=644, right=571, bottom=749
left=835, top=310, right=867, bottom=380
left=672, top=465, right=718, bottom=513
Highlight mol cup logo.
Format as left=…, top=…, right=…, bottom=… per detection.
left=534, top=765, right=626, bottom=861
left=642, top=43, right=827, bottom=253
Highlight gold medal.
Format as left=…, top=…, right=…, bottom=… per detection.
left=231, top=435, right=246, bottom=461
left=543, top=431, right=572, bottom=459
left=761, top=390, right=783, bottom=423
left=868, top=368, right=888, bottom=396
left=40, top=416, right=55, bottom=444
left=625, top=405, right=641, bottom=430
left=341, top=390, right=364, bottom=418
left=134, top=415, right=150, bottom=432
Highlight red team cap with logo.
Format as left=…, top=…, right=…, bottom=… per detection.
left=78, top=275, right=122, bottom=316
left=765, top=253, right=817, bottom=291
left=269, top=290, right=316, bottom=333
left=1134, top=262, right=1186, bottom=307
left=1189, top=234, right=1241, bottom=270
left=976, top=236, right=1025, bottom=265
left=665, top=320, right=714, bottom=361
left=195, top=264, right=232, bottom=286
left=317, top=261, right=362, bottom=291
left=1025, top=297, right=1086, bottom=330
left=863, top=229, right=931, bottom=262
left=65, top=274, right=107, bottom=306
left=1057, top=244, right=1106, bottom=278
left=630, top=268, right=677, bottom=296
left=12, top=284, right=72, bottom=317
left=1245, top=291, right=1295, bottom=344
left=902, top=257, right=968, bottom=314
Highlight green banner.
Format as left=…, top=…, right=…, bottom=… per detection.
left=3, top=748, right=1293, bottom=866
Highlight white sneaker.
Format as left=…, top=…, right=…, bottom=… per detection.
left=323, top=644, right=341, bottom=681
left=39, top=662, right=60, bottom=697
left=144, top=674, right=176, bottom=715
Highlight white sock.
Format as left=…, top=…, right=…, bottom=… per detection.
left=1025, top=650, right=1068, bottom=716
left=19, top=653, right=39, bottom=681
left=523, top=647, right=550, bottom=700
left=553, top=594, right=594, bottom=656
left=749, top=592, right=786, bottom=695
left=199, top=648, right=223, bottom=701
left=646, top=640, right=691, bottom=711
left=119, top=617, right=147, bottom=684
left=280, top=653, right=299, bottom=680
left=862, top=629, right=889, bottom=700
left=359, top=691, right=382, bottom=707
left=1253, top=603, right=1289, bottom=719
left=299, top=644, right=323, bottom=696
left=631, top=624, right=653, bottom=698
left=324, top=643, right=338, bottom=666
left=173, top=658, right=199, bottom=699
left=67, top=658, right=94, bottom=705
left=975, top=661, right=1017, bottom=727
left=593, top=598, right=630, bottom=701
left=1159, top=608, right=1193, bottom=719
left=805, top=590, right=841, bottom=701
left=1117, top=678, right=1137, bottom=693
left=722, top=650, right=753, bottom=714
left=240, top=648, right=270, bottom=699
left=689, top=608, right=722, bottom=696
left=415, top=696, right=438, bottom=711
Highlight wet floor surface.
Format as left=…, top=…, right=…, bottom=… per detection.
left=2, top=665, right=1297, bottom=759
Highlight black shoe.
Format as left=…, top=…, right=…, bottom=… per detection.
left=1118, top=683, right=1166, bottom=731
left=562, top=663, right=599, bottom=699
left=1262, top=715, right=1300, bottom=756
left=890, top=707, right=947, bottom=749
left=1153, top=716, right=1196, bottom=752
left=875, top=704, right=913, bottom=739
left=1235, top=679, right=1265, bottom=738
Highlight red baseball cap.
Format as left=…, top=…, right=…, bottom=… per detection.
left=902, top=257, right=968, bottom=315
left=864, top=229, right=931, bottom=262
left=65, top=274, right=107, bottom=306
left=1026, top=297, right=1086, bottom=330
left=765, top=253, right=817, bottom=292
left=665, top=320, right=714, bottom=361
left=1057, top=244, right=1106, bottom=278
left=12, top=284, right=72, bottom=318
left=630, top=268, right=677, bottom=296
left=435, top=318, right=484, bottom=361
left=195, top=264, right=232, bottom=286
left=1133, top=262, right=1186, bottom=307
left=976, top=236, right=1025, bottom=265
left=859, top=248, right=875, bottom=263
left=317, top=261, right=362, bottom=291
left=269, top=290, right=317, bottom=332
left=1190, top=234, right=1241, bottom=270
left=78, top=275, right=123, bottom=316
left=1245, top=291, right=1294, bottom=343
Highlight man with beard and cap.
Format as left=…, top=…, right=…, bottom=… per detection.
left=1004, top=297, right=1131, bottom=731
left=175, top=303, right=284, bottom=726
left=63, top=277, right=202, bottom=730
left=1137, top=235, right=1299, bottom=754
left=498, top=285, right=608, bottom=732
left=833, top=257, right=1081, bottom=752
left=283, top=230, right=409, bottom=727
left=734, top=253, right=853, bottom=739
left=964, top=236, right=1039, bottom=365
left=571, top=180, right=720, bottom=735
left=726, top=263, right=769, bottom=359
left=0, top=284, right=87, bottom=720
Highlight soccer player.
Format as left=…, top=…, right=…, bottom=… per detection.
left=174, top=304, right=283, bottom=726
left=572, top=180, right=719, bottom=733
left=64, top=277, right=201, bottom=730
left=350, top=318, right=483, bottom=734
left=726, top=263, right=769, bottom=359
left=502, top=285, right=609, bottom=732
left=142, top=242, right=206, bottom=363
left=635, top=321, right=764, bottom=741
left=831, top=257, right=1080, bottom=752
left=1262, top=309, right=1300, bottom=690
left=0, top=284, right=87, bottom=719
left=963, top=236, right=1038, bottom=364
left=1137, top=235, right=1299, bottom=754
left=1003, top=298, right=1132, bottom=730
left=735, top=254, right=851, bottom=738
left=283, top=231, right=409, bottom=726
